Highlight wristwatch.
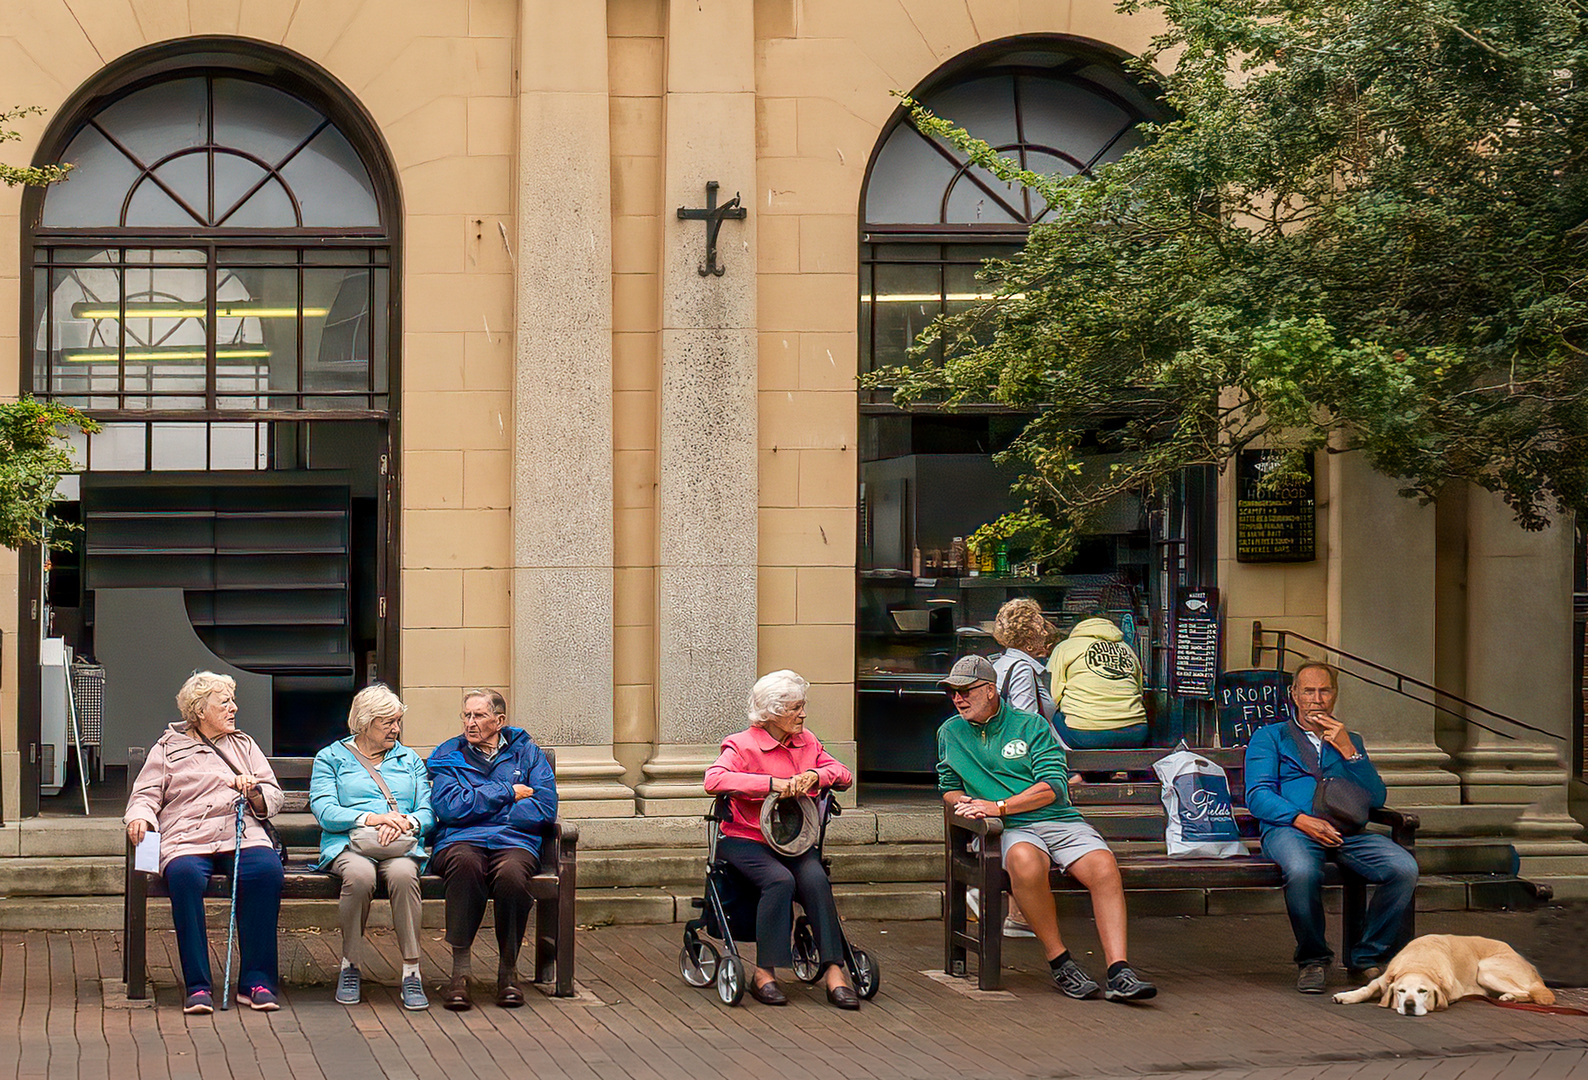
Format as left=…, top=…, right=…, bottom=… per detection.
left=996, top=799, right=1007, bottom=817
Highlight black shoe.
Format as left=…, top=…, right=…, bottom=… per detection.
left=1348, top=965, right=1383, bottom=985
left=826, top=984, right=860, bottom=1010
left=1297, top=962, right=1329, bottom=994
left=442, top=976, right=472, bottom=1011
left=1104, top=965, right=1157, bottom=1002
left=495, top=981, right=525, bottom=1008
left=750, top=979, right=788, bottom=1005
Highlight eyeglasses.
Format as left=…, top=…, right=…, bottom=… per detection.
left=461, top=710, right=500, bottom=723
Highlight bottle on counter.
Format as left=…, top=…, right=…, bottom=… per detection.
left=949, top=537, right=967, bottom=576
left=994, top=541, right=1010, bottom=575
left=911, top=544, right=922, bottom=577
left=979, top=545, right=995, bottom=575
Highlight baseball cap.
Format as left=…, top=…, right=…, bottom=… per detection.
left=938, top=654, right=996, bottom=690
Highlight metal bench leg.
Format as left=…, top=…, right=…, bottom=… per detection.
left=126, top=869, right=149, bottom=999
left=534, top=897, right=556, bottom=987
left=554, top=877, right=576, bottom=997
left=1340, top=870, right=1366, bottom=968
left=978, top=850, right=1006, bottom=992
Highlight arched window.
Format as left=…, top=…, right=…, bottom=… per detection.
left=25, top=53, right=396, bottom=434
left=860, top=43, right=1166, bottom=373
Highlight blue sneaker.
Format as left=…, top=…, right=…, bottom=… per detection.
left=335, top=964, right=361, bottom=1005
left=401, top=973, right=429, bottom=1011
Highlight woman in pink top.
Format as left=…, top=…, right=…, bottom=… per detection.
left=703, top=669, right=858, bottom=1009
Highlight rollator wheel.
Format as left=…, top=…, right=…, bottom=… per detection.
left=851, top=948, right=881, bottom=1000
left=716, top=954, right=747, bottom=1006
left=791, top=918, right=820, bottom=983
left=679, top=940, right=719, bottom=988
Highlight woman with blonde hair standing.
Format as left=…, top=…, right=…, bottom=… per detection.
left=124, top=672, right=284, bottom=1013
left=310, top=683, right=434, bottom=1010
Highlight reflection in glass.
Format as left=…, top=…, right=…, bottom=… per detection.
left=216, top=265, right=301, bottom=408
left=871, top=262, right=943, bottom=368
left=282, top=126, right=380, bottom=227
left=303, top=268, right=371, bottom=395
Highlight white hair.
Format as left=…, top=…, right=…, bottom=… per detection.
left=747, top=670, right=810, bottom=728
left=347, top=683, right=405, bottom=735
left=176, top=671, right=236, bottom=728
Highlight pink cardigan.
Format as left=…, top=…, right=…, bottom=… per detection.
left=703, top=726, right=853, bottom=844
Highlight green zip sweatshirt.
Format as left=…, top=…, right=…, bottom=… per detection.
left=936, top=701, right=1081, bottom=825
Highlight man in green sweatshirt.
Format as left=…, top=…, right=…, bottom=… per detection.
left=937, top=655, right=1157, bottom=1002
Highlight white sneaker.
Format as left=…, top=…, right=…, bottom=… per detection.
left=1003, top=915, right=1036, bottom=938
left=966, top=887, right=980, bottom=919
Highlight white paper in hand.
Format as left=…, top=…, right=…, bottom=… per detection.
left=134, top=830, right=160, bottom=873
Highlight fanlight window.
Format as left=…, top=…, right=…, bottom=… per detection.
left=30, top=73, right=390, bottom=417
left=43, top=76, right=379, bottom=229
left=864, top=58, right=1162, bottom=227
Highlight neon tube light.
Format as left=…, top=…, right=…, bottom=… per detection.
left=61, top=348, right=272, bottom=363
left=71, top=303, right=330, bottom=319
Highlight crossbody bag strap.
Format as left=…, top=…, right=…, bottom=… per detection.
left=1285, top=721, right=1324, bottom=779
left=348, top=742, right=401, bottom=813
left=198, top=731, right=243, bottom=776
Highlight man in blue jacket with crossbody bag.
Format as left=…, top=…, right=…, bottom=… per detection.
left=1244, top=661, right=1418, bottom=995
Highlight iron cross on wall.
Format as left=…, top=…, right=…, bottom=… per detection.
left=677, top=181, right=747, bottom=276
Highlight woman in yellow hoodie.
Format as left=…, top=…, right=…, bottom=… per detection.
left=1048, top=615, right=1148, bottom=749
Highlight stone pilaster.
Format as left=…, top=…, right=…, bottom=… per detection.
left=637, top=0, right=759, bottom=815
left=1327, top=454, right=1461, bottom=804
left=511, top=0, right=632, bottom=815
left=1455, top=489, right=1584, bottom=878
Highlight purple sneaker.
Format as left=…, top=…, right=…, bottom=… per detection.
left=183, top=989, right=213, bottom=1014
left=238, top=985, right=280, bottom=1011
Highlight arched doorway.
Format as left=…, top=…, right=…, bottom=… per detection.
left=854, top=38, right=1211, bottom=780
left=17, top=39, right=401, bottom=812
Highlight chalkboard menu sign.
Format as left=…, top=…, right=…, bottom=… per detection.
left=1236, top=450, right=1316, bottom=563
left=1171, top=586, right=1220, bottom=699
left=1216, top=669, right=1293, bottom=747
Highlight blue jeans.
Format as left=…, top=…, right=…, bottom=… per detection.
left=1050, top=715, right=1148, bottom=750
left=1260, top=826, right=1418, bottom=969
left=165, top=847, right=284, bottom=994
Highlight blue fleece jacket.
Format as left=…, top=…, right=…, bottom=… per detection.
left=425, top=726, right=558, bottom=861
left=309, top=737, right=435, bottom=869
left=1243, top=720, right=1387, bottom=838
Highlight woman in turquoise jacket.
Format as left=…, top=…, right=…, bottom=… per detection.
left=310, top=684, right=435, bottom=1010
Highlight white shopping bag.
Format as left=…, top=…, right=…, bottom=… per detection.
left=1152, top=741, right=1244, bottom=858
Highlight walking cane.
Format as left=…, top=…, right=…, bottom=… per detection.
left=220, top=797, right=245, bottom=1011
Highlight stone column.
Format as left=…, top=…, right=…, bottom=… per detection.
left=1457, top=489, right=1585, bottom=878
left=511, top=0, right=632, bottom=815
left=1327, top=454, right=1460, bottom=805
left=635, top=1, right=759, bottom=814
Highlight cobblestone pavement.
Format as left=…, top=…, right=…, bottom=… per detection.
left=3, top=910, right=1585, bottom=1079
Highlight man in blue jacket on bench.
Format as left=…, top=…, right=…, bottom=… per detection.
left=427, top=688, right=558, bottom=1011
left=1245, top=661, right=1418, bottom=995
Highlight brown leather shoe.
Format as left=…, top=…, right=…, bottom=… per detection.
left=442, top=976, right=472, bottom=1011
left=496, top=980, right=526, bottom=1008
left=826, top=984, right=860, bottom=1010
left=749, top=979, right=788, bottom=1006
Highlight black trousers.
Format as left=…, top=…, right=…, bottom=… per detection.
left=717, top=837, right=844, bottom=971
left=430, top=843, right=540, bottom=965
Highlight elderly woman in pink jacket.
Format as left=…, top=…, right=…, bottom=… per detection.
left=124, top=672, right=285, bottom=1014
left=703, top=669, right=858, bottom=1010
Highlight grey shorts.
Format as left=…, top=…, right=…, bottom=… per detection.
left=1000, top=819, right=1111, bottom=873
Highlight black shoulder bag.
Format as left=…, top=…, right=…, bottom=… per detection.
left=1285, top=722, right=1371, bottom=836
left=199, top=733, right=287, bottom=862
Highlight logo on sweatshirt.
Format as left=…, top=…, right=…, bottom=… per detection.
left=1001, top=739, right=1028, bottom=759
left=1085, top=639, right=1139, bottom=681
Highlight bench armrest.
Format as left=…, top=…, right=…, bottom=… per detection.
left=1369, top=806, right=1418, bottom=849
left=536, top=818, right=579, bottom=873
left=943, top=806, right=1006, bottom=841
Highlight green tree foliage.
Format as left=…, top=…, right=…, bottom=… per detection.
left=1, top=107, right=93, bottom=548
left=865, top=0, right=1588, bottom=564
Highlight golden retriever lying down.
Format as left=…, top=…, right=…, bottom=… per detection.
left=1333, top=934, right=1554, bottom=1016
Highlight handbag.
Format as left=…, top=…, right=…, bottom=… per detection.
left=345, top=744, right=418, bottom=860
left=199, top=732, right=286, bottom=862
left=1285, top=722, right=1371, bottom=835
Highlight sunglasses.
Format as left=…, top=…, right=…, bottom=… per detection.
left=945, top=683, right=989, bottom=700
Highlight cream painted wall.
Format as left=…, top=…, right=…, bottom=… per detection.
left=0, top=1, right=520, bottom=777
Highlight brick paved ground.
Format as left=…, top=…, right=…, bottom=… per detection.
left=2, top=910, right=1585, bottom=1080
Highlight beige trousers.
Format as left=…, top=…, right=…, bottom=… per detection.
left=330, top=849, right=423, bottom=964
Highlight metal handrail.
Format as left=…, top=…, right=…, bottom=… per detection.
left=1251, top=622, right=1563, bottom=743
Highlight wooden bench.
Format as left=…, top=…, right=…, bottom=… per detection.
left=944, top=747, right=1419, bottom=991
left=123, top=750, right=579, bottom=999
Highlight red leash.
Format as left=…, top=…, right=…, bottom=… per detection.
left=1459, top=993, right=1588, bottom=1017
